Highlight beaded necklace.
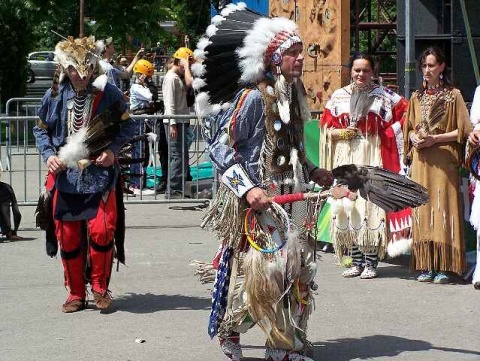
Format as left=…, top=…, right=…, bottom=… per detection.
left=419, top=87, right=448, bottom=124
left=67, top=93, right=94, bottom=135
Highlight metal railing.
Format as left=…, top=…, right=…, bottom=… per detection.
left=0, top=107, right=214, bottom=205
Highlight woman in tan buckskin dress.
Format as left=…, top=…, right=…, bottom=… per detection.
left=403, top=46, right=471, bottom=284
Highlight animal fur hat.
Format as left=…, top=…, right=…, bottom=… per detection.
left=54, top=36, right=105, bottom=78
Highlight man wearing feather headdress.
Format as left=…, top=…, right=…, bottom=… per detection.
left=193, top=4, right=351, bottom=360
left=33, top=36, right=135, bottom=313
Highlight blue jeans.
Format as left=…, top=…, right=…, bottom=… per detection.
left=165, top=123, right=190, bottom=192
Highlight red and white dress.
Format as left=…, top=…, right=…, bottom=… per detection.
left=319, top=84, right=409, bottom=259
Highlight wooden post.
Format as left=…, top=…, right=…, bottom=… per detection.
left=79, top=0, right=85, bottom=37
left=270, top=0, right=350, bottom=111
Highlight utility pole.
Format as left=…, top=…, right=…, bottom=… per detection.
left=79, top=0, right=85, bottom=37
left=404, top=0, right=415, bottom=98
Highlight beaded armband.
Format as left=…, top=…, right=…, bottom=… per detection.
left=221, top=163, right=255, bottom=197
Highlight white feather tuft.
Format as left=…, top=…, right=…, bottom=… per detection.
left=294, top=78, right=312, bottom=121
left=387, top=237, right=412, bottom=258
left=196, top=37, right=211, bottom=51
left=193, top=49, right=206, bottom=62
left=194, top=92, right=212, bottom=117
left=206, top=24, right=218, bottom=38
left=221, top=2, right=243, bottom=16
left=191, top=62, right=206, bottom=78
left=289, top=148, right=302, bottom=193
left=58, top=128, right=88, bottom=168
left=211, top=15, right=225, bottom=26
left=192, top=77, right=207, bottom=91
left=211, top=103, right=224, bottom=115
left=92, top=74, right=108, bottom=91
left=221, top=102, right=231, bottom=111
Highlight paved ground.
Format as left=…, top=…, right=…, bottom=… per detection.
left=1, top=202, right=479, bottom=361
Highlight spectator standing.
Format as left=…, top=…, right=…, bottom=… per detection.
left=99, top=36, right=144, bottom=89
left=404, top=46, right=471, bottom=284
left=152, top=41, right=165, bottom=72
left=162, top=47, right=194, bottom=198
left=467, top=84, right=480, bottom=289
left=128, top=59, right=158, bottom=191
left=118, top=57, right=130, bottom=92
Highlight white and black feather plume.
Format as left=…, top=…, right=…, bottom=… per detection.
left=332, top=164, right=429, bottom=212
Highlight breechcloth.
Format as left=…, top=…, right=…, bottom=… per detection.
left=52, top=189, right=117, bottom=300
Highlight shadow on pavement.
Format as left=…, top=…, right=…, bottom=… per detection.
left=0, top=236, right=37, bottom=243
left=114, top=292, right=211, bottom=313
left=313, top=335, right=480, bottom=360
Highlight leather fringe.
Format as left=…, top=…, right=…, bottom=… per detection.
left=410, top=240, right=466, bottom=275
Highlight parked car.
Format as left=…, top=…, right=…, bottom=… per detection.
left=27, top=51, right=57, bottom=83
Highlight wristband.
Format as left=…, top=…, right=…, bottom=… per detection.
left=221, top=163, right=255, bottom=197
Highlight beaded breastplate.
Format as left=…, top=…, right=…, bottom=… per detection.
left=258, top=81, right=306, bottom=178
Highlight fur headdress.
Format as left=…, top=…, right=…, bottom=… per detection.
left=54, top=36, right=104, bottom=78
left=192, top=2, right=302, bottom=116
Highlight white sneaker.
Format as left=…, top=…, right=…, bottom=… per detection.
left=342, top=265, right=364, bottom=278
left=360, top=266, right=378, bottom=279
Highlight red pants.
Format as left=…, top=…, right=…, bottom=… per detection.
left=52, top=188, right=117, bottom=300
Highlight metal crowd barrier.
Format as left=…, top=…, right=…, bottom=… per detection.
left=0, top=103, right=214, bottom=205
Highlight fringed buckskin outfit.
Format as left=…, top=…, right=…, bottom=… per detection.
left=404, top=88, right=471, bottom=275
left=203, top=77, right=320, bottom=357
left=193, top=4, right=325, bottom=360
left=33, top=36, right=135, bottom=312
left=320, top=84, right=408, bottom=263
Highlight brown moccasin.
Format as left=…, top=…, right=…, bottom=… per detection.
left=62, top=299, right=86, bottom=313
left=93, top=291, right=112, bottom=310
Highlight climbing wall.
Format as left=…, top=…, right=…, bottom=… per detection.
left=269, top=0, right=350, bottom=112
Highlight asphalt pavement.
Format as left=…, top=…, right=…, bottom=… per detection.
left=0, top=201, right=479, bottom=361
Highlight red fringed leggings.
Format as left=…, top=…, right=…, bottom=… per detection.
left=52, top=190, right=117, bottom=301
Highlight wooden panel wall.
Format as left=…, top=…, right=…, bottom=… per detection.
left=269, top=0, right=351, bottom=112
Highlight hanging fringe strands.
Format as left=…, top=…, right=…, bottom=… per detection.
left=189, top=260, right=216, bottom=283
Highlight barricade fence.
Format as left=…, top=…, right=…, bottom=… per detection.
left=1, top=97, right=323, bottom=206
left=0, top=103, right=215, bottom=205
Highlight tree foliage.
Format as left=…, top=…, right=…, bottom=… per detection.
left=170, top=0, right=211, bottom=47
left=0, top=0, right=212, bottom=109
left=0, top=0, right=36, bottom=109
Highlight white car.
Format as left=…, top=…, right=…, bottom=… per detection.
left=27, top=51, right=57, bottom=82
